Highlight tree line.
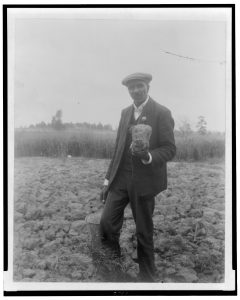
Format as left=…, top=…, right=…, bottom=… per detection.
left=19, top=109, right=222, bottom=137
left=177, top=116, right=221, bottom=136
left=22, top=110, right=113, bottom=131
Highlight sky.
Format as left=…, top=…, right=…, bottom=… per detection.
left=11, top=9, right=227, bottom=131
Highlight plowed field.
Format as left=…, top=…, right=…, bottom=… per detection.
left=13, top=157, right=225, bottom=282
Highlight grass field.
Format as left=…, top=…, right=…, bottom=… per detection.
left=14, top=157, right=225, bottom=282
left=14, top=128, right=225, bottom=162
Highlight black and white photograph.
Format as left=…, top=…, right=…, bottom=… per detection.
left=4, top=5, right=236, bottom=295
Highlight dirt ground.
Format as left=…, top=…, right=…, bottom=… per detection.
left=13, top=157, right=225, bottom=282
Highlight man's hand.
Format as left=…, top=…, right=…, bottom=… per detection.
left=100, top=185, right=108, bottom=204
left=131, top=149, right=150, bottom=161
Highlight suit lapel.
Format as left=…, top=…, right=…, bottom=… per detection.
left=121, top=105, right=133, bottom=137
left=111, top=105, right=133, bottom=175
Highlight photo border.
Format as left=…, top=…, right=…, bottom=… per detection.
left=3, top=3, right=237, bottom=296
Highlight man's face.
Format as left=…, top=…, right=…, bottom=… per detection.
left=127, top=80, right=149, bottom=106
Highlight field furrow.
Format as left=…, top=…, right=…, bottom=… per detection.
left=13, top=157, right=225, bottom=282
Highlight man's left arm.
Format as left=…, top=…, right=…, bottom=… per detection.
left=149, top=109, right=176, bottom=166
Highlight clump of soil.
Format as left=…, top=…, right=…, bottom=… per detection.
left=14, top=157, right=225, bottom=282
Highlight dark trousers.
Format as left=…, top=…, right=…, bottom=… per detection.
left=100, top=170, right=155, bottom=282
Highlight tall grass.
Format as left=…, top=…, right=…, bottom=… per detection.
left=175, top=133, right=225, bottom=161
left=14, top=128, right=225, bottom=162
left=14, top=128, right=116, bottom=159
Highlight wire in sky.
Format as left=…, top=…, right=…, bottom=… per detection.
left=159, top=48, right=226, bottom=65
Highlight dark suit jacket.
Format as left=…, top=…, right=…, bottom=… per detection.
left=105, top=97, right=176, bottom=196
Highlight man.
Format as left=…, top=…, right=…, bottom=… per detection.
left=99, top=72, right=176, bottom=282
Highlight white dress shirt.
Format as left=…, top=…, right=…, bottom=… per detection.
left=133, top=95, right=149, bottom=120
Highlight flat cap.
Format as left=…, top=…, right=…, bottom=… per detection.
left=122, top=72, right=152, bottom=86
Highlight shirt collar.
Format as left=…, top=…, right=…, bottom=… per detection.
left=133, top=95, right=149, bottom=111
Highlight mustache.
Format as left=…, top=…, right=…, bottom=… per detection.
left=132, top=92, right=143, bottom=96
